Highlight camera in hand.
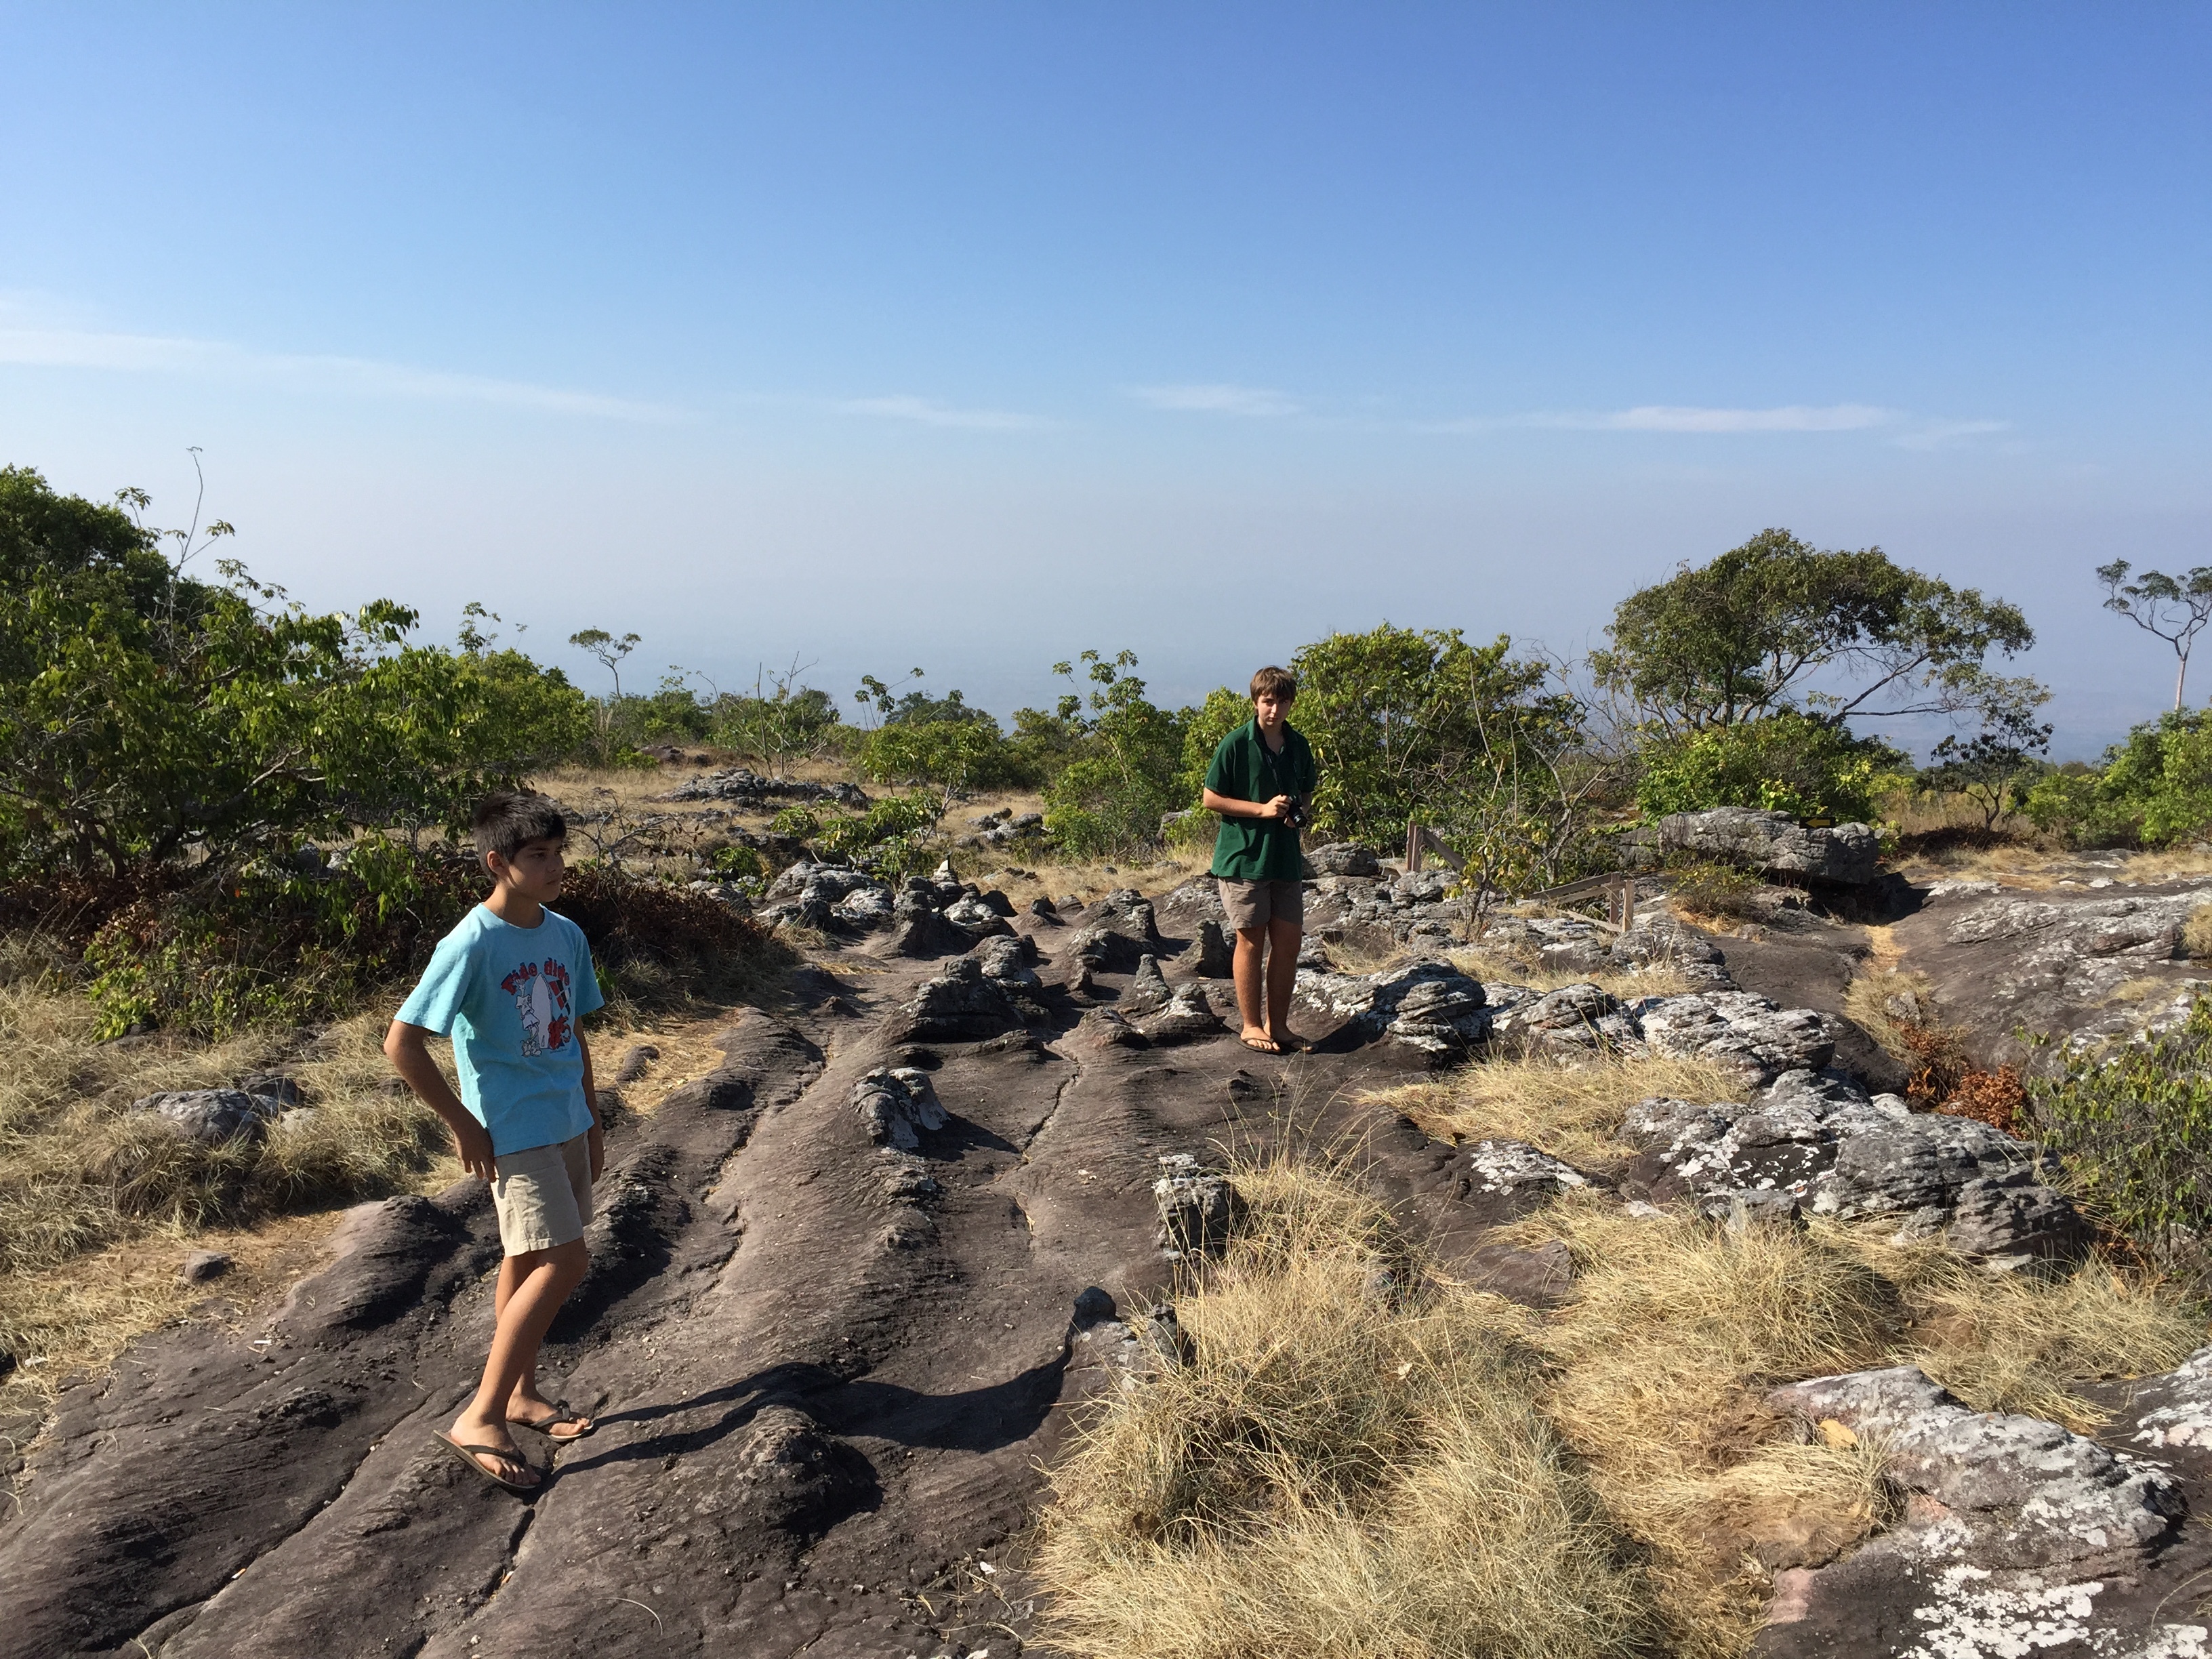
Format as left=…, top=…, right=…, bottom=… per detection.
left=1282, top=795, right=1309, bottom=830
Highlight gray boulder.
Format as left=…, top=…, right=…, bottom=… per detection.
left=887, top=897, right=970, bottom=958
left=1295, top=958, right=1492, bottom=1054
left=1487, top=982, right=1641, bottom=1053
left=1305, top=842, right=1383, bottom=878
left=1620, top=1067, right=2087, bottom=1263
left=129, top=1089, right=283, bottom=1146
left=1178, top=917, right=1234, bottom=979
left=853, top=1067, right=947, bottom=1151
left=1457, top=1139, right=1589, bottom=1203
left=1120, top=954, right=1173, bottom=1015
left=895, top=958, right=1025, bottom=1042
left=1154, top=1155, right=1246, bottom=1258
left=1637, top=990, right=1837, bottom=1085
left=966, top=934, right=1039, bottom=988
left=941, top=893, right=1015, bottom=940
left=1631, top=806, right=1880, bottom=885
left=1134, top=984, right=1225, bottom=1045
left=1767, top=1367, right=2179, bottom=1573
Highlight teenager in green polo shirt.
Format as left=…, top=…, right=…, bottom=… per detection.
left=1201, top=665, right=1317, bottom=1054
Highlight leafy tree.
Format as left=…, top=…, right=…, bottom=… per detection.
left=568, top=626, right=640, bottom=758
left=858, top=717, right=1014, bottom=801
left=1918, top=704, right=2054, bottom=830
left=2099, top=560, right=2212, bottom=711
left=1636, top=711, right=1905, bottom=823
left=1288, top=626, right=1567, bottom=837
left=0, top=475, right=590, bottom=886
left=710, top=659, right=843, bottom=776
left=1592, top=529, right=2038, bottom=733
left=1041, top=651, right=1191, bottom=857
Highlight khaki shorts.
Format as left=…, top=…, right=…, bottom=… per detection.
left=491, top=1133, right=594, bottom=1255
left=1217, top=878, right=1305, bottom=933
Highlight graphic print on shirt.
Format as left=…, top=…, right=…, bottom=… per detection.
left=499, top=958, right=575, bottom=1057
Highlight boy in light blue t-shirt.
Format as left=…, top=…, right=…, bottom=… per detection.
left=386, top=792, right=606, bottom=1492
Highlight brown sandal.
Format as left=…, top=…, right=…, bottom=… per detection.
left=1239, top=1033, right=1284, bottom=1054
left=432, top=1429, right=539, bottom=1492
left=508, top=1401, right=595, bottom=1443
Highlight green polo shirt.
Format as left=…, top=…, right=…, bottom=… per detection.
left=1205, top=718, right=1317, bottom=882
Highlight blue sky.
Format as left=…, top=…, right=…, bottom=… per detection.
left=2, top=3, right=2205, bottom=755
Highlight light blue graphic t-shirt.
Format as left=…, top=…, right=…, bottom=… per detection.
left=396, top=904, right=606, bottom=1155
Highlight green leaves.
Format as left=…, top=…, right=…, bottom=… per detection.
left=1593, top=528, right=2035, bottom=733
left=1637, top=712, right=1908, bottom=823
left=0, top=476, right=591, bottom=885
left=2030, top=998, right=2212, bottom=1256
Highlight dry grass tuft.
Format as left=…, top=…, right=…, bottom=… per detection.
left=1450, top=946, right=1700, bottom=1002
left=1034, top=1153, right=1658, bottom=1659
left=1369, top=1049, right=1748, bottom=1172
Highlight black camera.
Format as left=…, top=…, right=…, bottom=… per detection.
left=1283, top=795, right=1309, bottom=830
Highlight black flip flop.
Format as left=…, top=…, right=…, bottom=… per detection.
left=1239, top=1033, right=1284, bottom=1054
left=432, top=1429, right=540, bottom=1492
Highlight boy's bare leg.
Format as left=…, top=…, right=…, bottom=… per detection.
left=491, top=1255, right=592, bottom=1432
left=449, top=1239, right=590, bottom=1482
left=1266, top=918, right=1304, bottom=1044
left=1232, top=926, right=1274, bottom=1047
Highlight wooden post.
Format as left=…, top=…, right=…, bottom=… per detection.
left=1406, top=823, right=1423, bottom=874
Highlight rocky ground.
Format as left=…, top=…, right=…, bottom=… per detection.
left=5, top=821, right=2212, bottom=1659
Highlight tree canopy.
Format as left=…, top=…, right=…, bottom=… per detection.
left=1591, top=528, right=2037, bottom=733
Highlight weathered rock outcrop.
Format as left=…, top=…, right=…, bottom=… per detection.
left=853, top=1067, right=947, bottom=1151
left=894, top=957, right=1026, bottom=1042
left=1758, top=1366, right=2211, bottom=1659
left=1626, top=806, right=1881, bottom=886
left=128, top=1088, right=287, bottom=1145
left=1621, top=1069, right=2089, bottom=1262
left=1295, top=959, right=1492, bottom=1054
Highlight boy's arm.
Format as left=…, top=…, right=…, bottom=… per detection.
left=1204, top=786, right=1290, bottom=819
left=383, top=1019, right=496, bottom=1181
left=578, top=1027, right=605, bottom=1182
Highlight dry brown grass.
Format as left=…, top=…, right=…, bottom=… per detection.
left=1034, top=1153, right=1660, bottom=1659
left=1368, top=1049, right=1748, bottom=1171
left=2184, top=903, right=2212, bottom=960
left=1450, top=945, right=1700, bottom=1002
left=1839, top=968, right=1938, bottom=1063
left=1496, top=1195, right=2204, bottom=1651
left=1041, top=1027, right=2211, bottom=1658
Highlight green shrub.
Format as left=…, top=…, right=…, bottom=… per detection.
left=808, top=792, right=946, bottom=880
left=1635, top=712, right=1904, bottom=823
left=77, top=846, right=783, bottom=1038
left=1041, top=651, right=1191, bottom=857
left=2029, top=998, right=2212, bottom=1256
left=2020, top=714, right=2212, bottom=849
left=857, top=718, right=1022, bottom=794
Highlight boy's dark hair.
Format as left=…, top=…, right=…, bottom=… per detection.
left=472, top=792, right=567, bottom=863
left=1250, top=665, right=1298, bottom=703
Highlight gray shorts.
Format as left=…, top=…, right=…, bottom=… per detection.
left=491, top=1133, right=594, bottom=1255
left=1217, top=878, right=1304, bottom=933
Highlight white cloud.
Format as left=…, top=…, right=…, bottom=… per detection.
left=1540, top=403, right=1898, bottom=433
left=0, top=321, right=683, bottom=421
left=1127, top=382, right=1303, bottom=417
left=1891, top=418, right=2011, bottom=451
left=832, top=394, right=1052, bottom=431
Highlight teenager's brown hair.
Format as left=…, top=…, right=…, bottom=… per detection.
left=1249, top=665, right=1297, bottom=703
left=472, top=792, right=567, bottom=862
